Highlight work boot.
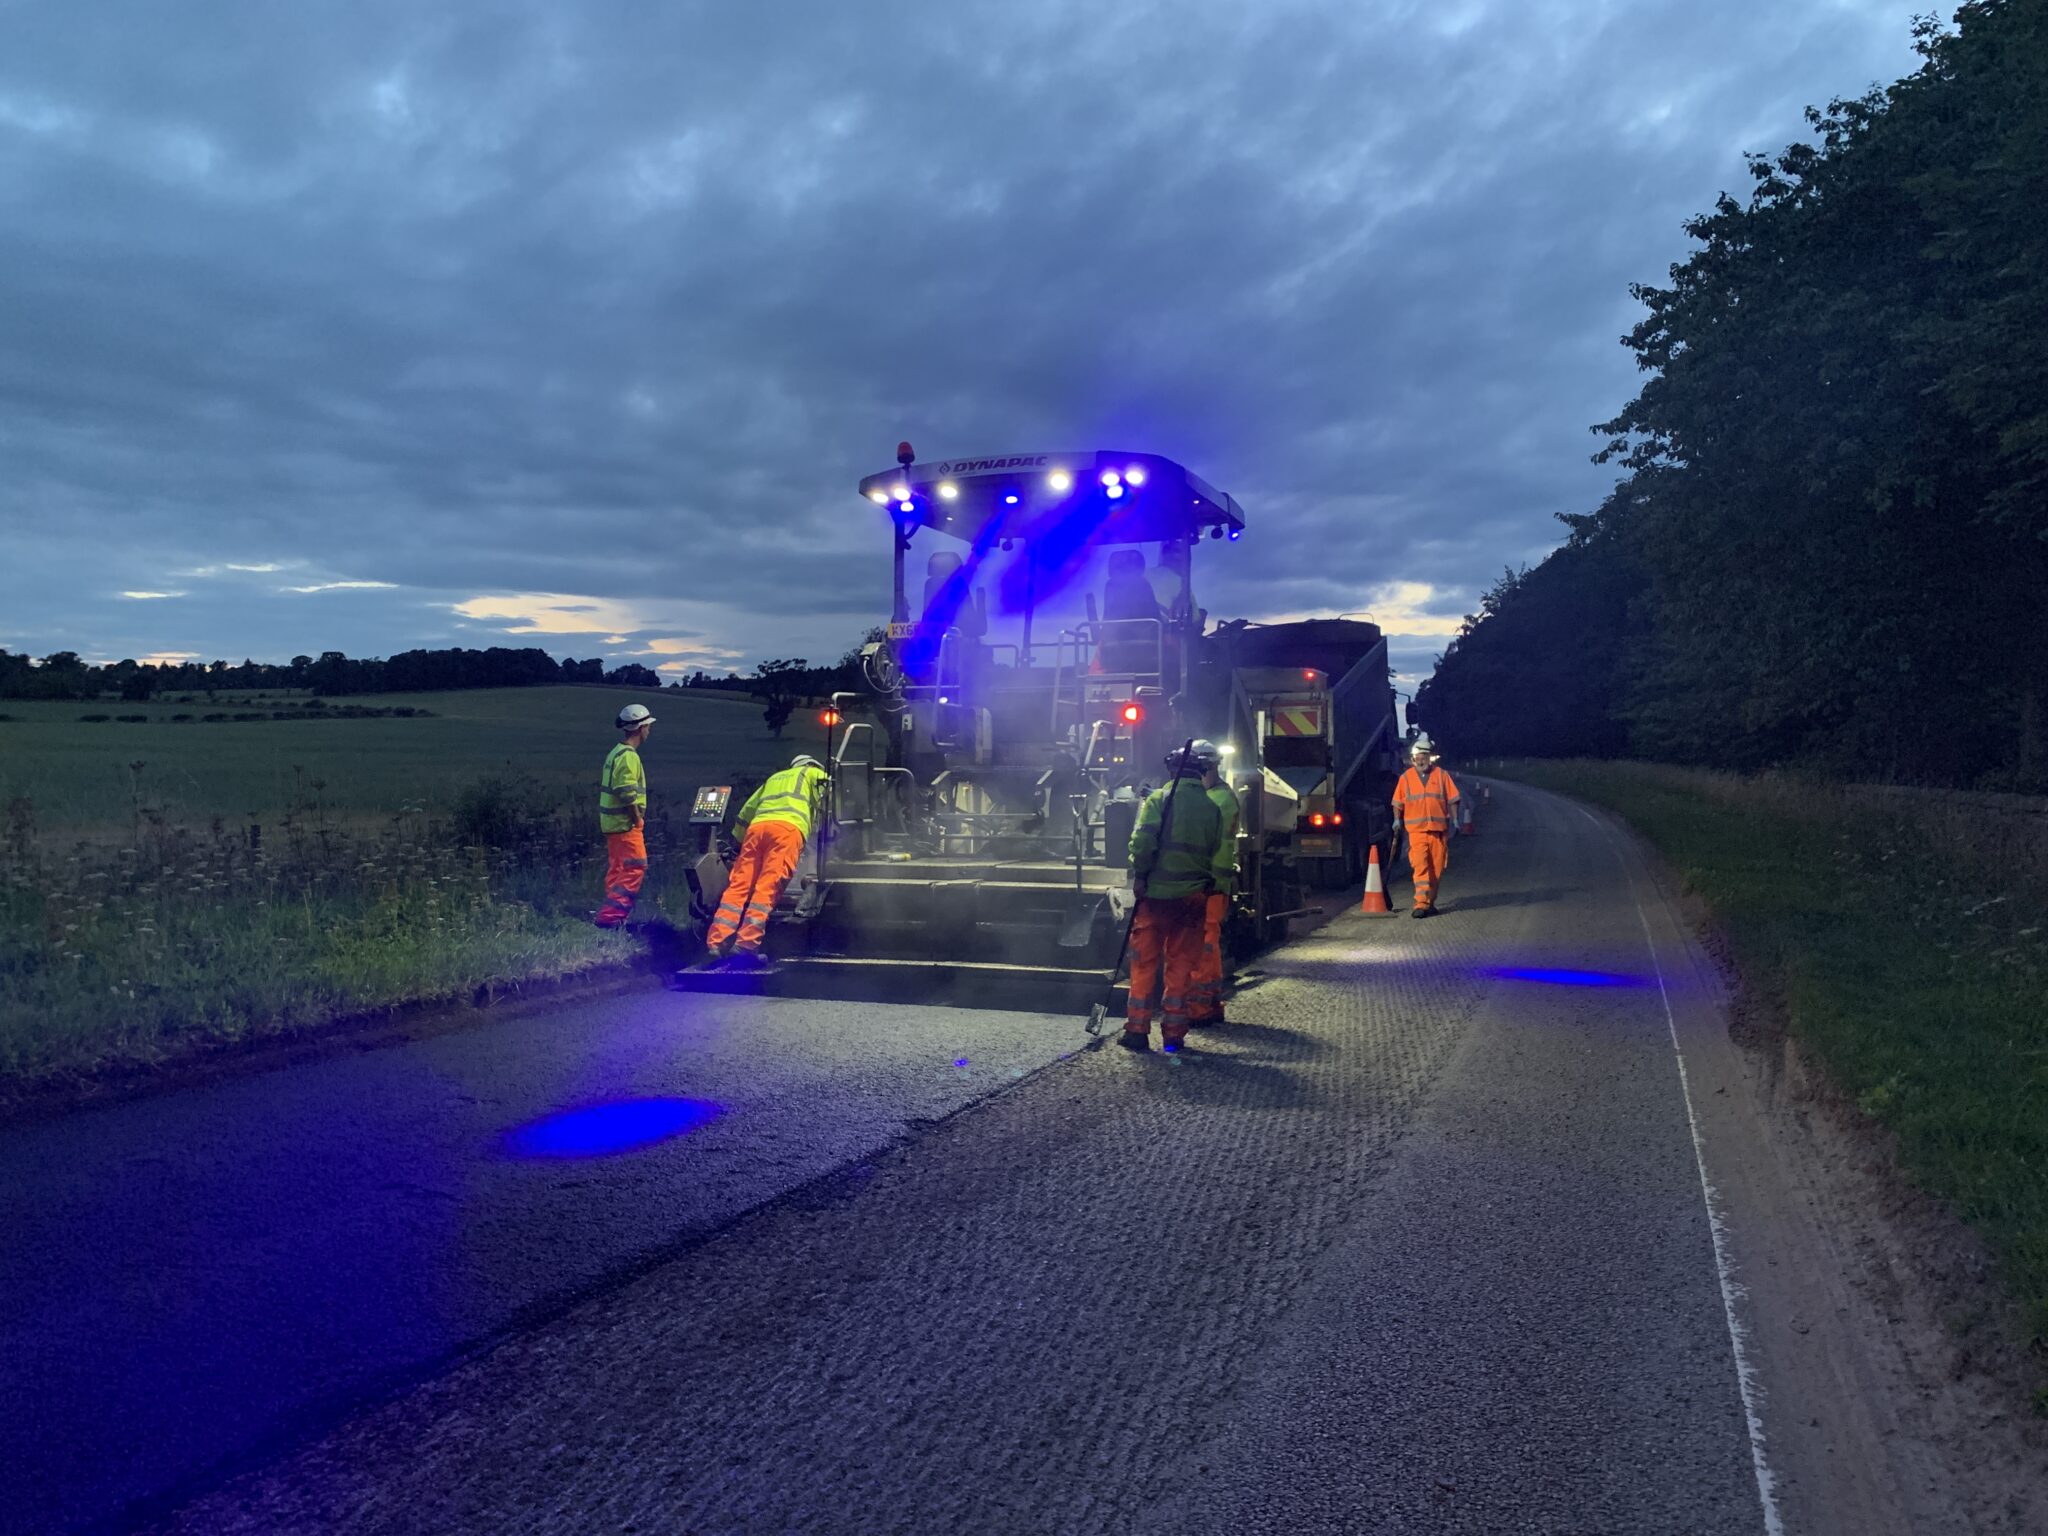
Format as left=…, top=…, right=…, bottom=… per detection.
left=1410, top=905, right=1433, bottom=920
left=1118, top=1031, right=1152, bottom=1053
left=725, top=948, right=769, bottom=971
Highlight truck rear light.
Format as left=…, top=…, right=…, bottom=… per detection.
left=1309, top=813, right=1326, bottom=828
left=1332, top=813, right=1343, bottom=825
left=1121, top=703, right=1142, bottom=724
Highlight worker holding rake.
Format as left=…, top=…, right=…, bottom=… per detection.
left=1122, top=740, right=1236, bottom=1053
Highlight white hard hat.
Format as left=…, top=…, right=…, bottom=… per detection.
left=1410, top=734, right=1434, bottom=758
left=790, top=754, right=825, bottom=771
left=1168, top=739, right=1223, bottom=774
left=616, top=703, right=656, bottom=730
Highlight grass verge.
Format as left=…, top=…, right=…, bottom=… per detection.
left=0, top=776, right=702, bottom=1093
left=1488, top=759, right=2048, bottom=1355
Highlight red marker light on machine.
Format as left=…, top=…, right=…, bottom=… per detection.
left=821, top=709, right=842, bottom=727
left=1333, top=813, right=1343, bottom=825
left=1310, top=813, right=1327, bottom=828
left=1120, top=703, right=1143, bottom=725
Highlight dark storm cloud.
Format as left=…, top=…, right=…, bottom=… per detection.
left=0, top=0, right=1926, bottom=679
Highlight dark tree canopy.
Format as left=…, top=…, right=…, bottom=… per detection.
left=1421, top=2, right=2048, bottom=789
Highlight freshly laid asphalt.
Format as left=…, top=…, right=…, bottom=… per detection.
left=0, top=985, right=1082, bottom=1534
left=5, top=782, right=1780, bottom=1535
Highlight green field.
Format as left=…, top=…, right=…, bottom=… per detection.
left=0, top=687, right=820, bottom=1091
left=0, top=686, right=819, bottom=831
left=1490, top=759, right=2048, bottom=1359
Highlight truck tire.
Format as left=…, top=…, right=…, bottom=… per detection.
left=1305, top=856, right=1348, bottom=892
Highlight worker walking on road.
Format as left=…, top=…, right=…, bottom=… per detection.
left=1124, top=740, right=1237, bottom=1053
left=596, top=704, right=656, bottom=928
left=1392, top=736, right=1460, bottom=918
left=704, top=754, right=830, bottom=968
left=1187, top=767, right=1243, bottom=1028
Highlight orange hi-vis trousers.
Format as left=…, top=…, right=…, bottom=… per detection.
left=1187, top=891, right=1228, bottom=1022
left=707, top=820, right=806, bottom=954
left=1407, top=830, right=1449, bottom=912
left=597, top=827, right=648, bottom=927
left=1125, top=892, right=1207, bottom=1044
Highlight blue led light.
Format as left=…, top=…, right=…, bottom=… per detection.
left=897, top=499, right=915, bottom=513
left=1003, top=493, right=1019, bottom=505
left=1227, top=527, right=1242, bottom=540
left=501, top=1097, right=724, bottom=1159
left=1105, top=484, right=1124, bottom=500
left=953, top=1057, right=970, bottom=1067
left=1481, top=966, right=1649, bottom=988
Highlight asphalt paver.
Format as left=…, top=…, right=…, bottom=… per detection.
left=126, top=781, right=1779, bottom=1535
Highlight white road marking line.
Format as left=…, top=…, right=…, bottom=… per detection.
left=1569, top=797, right=1786, bottom=1536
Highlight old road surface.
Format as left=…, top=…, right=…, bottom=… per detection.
left=1, top=780, right=2009, bottom=1535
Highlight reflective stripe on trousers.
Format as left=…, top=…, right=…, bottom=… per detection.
left=1187, top=891, right=1228, bottom=1021
left=1407, top=830, right=1448, bottom=910
left=706, top=820, right=805, bottom=952
left=1124, top=892, right=1206, bottom=1043
left=596, top=827, right=647, bottom=927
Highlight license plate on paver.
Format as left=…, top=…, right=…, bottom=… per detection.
left=1298, top=836, right=1340, bottom=857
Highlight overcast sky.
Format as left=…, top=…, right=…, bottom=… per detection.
left=1, top=0, right=1926, bottom=688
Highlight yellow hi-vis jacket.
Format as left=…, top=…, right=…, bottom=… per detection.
left=598, top=743, right=647, bottom=834
left=736, top=763, right=829, bottom=839
left=1129, top=777, right=1236, bottom=900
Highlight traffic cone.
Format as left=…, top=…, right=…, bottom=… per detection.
left=1360, top=843, right=1395, bottom=916
left=1459, top=798, right=1476, bottom=837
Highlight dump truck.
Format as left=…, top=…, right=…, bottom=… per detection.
left=673, top=445, right=1399, bottom=1009
left=1197, top=617, right=1404, bottom=903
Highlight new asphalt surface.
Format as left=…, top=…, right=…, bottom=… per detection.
left=8, top=782, right=1791, bottom=1534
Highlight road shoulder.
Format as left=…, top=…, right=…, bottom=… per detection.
left=1577, top=788, right=2048, bottom=1535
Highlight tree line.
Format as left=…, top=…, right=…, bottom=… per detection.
left=0, top=639, right=880, bottom=739
left=1416, top=2, right=2048, bottom=791
left=0, top=647, right=667, bottom=700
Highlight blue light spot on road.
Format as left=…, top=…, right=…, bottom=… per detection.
left=953, top=1057, right=971, bottom=1068
left=501, top=1097, right=725, bottom=1159
left=1481, top=966, right=1649, bottom=988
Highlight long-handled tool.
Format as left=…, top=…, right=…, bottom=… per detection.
left=1086, top=739, right=1195, bottom=1036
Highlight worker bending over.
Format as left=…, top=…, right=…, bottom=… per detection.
left=1124, top=740, right=1237, bottom=1053
left=1187, top=765, right=1243, bottom=1027
left=596, top=703, right=656, bottom=928
left=704, top=754, right=830, bottom=968
left=1392, top=736, right=1460, bottom=918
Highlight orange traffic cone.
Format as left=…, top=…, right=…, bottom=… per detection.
left=1360, top=843, right=1395, bottom=916
left=1459, top=797, right=1476, bottom=836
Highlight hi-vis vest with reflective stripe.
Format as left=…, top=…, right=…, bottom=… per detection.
left=599, top=744, right=646, bottom=834
left=1129, top=779, right=1235, bottom=900
left=1393, top=765, right=1459, bottom=834
left=737, top=764, right=828, bottom=839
